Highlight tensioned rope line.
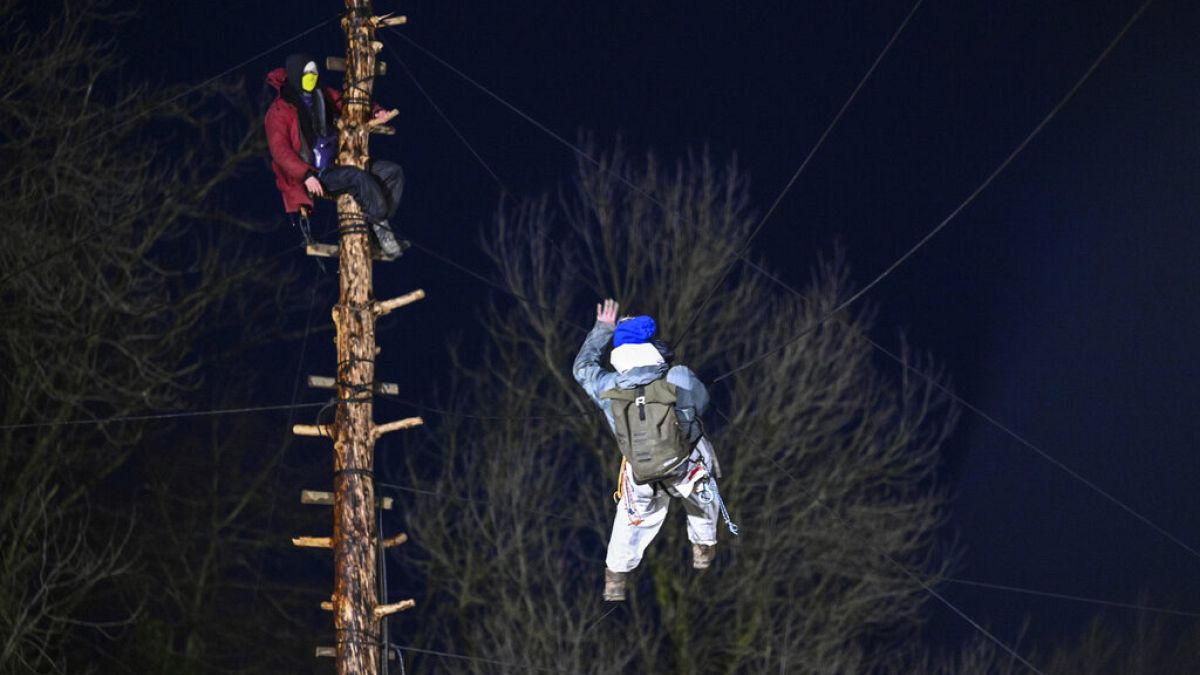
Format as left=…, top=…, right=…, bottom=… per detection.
left=0, top=17, right=336, bottom=288
left=388, top=27, right=901, bottom=291
left=312, top=233, right=1200, bottom=632
left=383, top=0, right=1192, bottom=606
left=675, top=0, right=925, bottom=343
left=0, top=402, right=327, bottom=431
left=403, top=184, right=1200, bottom=568
left=112, top=16, right=336, bottom=137
left=710, top=410, right=1044, bottom=674
left=375, top=481, right=587, bottom=527
left=386, top=233, right=1120, bottom=665
left=2, top=246, right=328, bottom=433
left=377, top=393, right=588, bottom=421
left=373, top=478, right=1200, bottom=619
left=712, top=0, right=1155, bottom=384
left=735, top=252, right=1200, bottom=564
left=385, top=44, right=508, bottom=192
left=388, top=644, right=569, bottom=674
left=388, top=29, right=610, bottom=182
left=406, top=238, right=591, bottom=334
left=734, top=234, right=1200, bottom=559
left=405, top=213, right=1200, bottom=565
left=402, top=167, right=1200, bottom=581
left=862, top=333, right=1200, bottom=562
left=943, top=579, right=1200, bottom=619
left=389, top=5, right=1155, bottom=388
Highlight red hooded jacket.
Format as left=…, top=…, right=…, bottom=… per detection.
left=264, top=67, right=344, bottom=214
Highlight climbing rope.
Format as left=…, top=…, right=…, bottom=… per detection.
left=707, top=475, right=739, bottom=536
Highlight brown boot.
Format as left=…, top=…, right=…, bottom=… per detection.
left=692, top=543, right=716, bottom=570
left=603, top=568, right=627, bottom=601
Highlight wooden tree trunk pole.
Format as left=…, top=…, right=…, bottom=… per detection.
left=334, top=2, right=382, bottom=673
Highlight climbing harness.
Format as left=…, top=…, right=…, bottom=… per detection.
left=612, top=451, right=736, bottom=535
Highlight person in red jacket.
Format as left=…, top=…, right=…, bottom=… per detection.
left=265, top=53, right=404, bottom=258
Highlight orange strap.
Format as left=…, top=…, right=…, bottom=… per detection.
left=613, top=457, right=627, bottom=503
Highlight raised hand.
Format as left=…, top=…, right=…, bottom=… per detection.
left=373, top=108, right=399, bottom=124
left=596, top=298, right=619, bottom=327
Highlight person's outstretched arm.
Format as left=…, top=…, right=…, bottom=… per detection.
left=573, top=298, right=619, bottom=403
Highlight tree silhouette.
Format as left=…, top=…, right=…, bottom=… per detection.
left=394, top=141, right=960, bottom=674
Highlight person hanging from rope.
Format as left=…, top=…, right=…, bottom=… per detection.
left=264, top=53, right=405, bottom=259
left=573, top=298, right=737, bottom=602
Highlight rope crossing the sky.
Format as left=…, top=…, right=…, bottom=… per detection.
left=676, top=0, right=926, bottom=344
left=710, top=0, right=1157, bottom=384
left=385, top=0, right=1194, bottom=574
left=0, top=402, right=328, bottom=431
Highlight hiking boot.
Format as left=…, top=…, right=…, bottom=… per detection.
left=372, top=221, right=404, bottom=260
left=603, top=568, right=627, bottom=602
left=692, top=543, right=716, bottom=570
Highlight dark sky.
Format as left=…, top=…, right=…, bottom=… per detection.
left=120, top=0, right=1200, bottom=654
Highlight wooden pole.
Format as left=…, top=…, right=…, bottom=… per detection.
left=334, top=2, right=381, bottom=673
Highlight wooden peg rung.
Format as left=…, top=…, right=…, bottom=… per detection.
left=320, top=600, right=334, bottom=611
left=306, top=243, right=340, bottom=258
left=376, top=14, right=408, bottom=27
left=374, top=416, right=423, bottom=439
left=315, top=646, right=336, bottom=658
left=371, top=41, right=384, bottom=53
left=292, top=536, right=333, bottom=549
left=307, top=376, right=400, bottom=396
left=370, top=125, right=396, bottom=135
left=375, top=599, right=416, bottom=618
left=375, top=289, right=426, bottom=316
left=383, top=532, right=408, bottom=548
left=301, top=490, right=394, bottom=510
left=292, top=424, right=332, bottom=437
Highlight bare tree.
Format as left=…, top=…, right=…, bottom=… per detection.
left=1039, top=611, right=1200, bottom=675
left=0, top=2, right=301, bottom=672
left=393, top=141, right=960, bottom=673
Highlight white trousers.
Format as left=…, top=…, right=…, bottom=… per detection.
left=605, top=437, right=721, bottom=573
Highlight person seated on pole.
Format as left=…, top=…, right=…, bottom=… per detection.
left=264, top=53, right=405, bottom=259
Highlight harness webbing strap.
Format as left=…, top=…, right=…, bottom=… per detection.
left=613, top=457, right=626, bottom=503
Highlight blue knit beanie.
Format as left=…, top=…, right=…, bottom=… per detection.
left=613, top=315, right=657, bottom=347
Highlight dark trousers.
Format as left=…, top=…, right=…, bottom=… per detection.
left=319, top=160, right=404, bottom=225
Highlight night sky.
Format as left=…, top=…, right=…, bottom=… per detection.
left=121, top=0, right=1200, bottom=655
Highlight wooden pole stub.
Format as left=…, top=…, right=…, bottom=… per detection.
left=374, top=289, right=426, bottom=316
left=374, top=599, right=416, bottom=618
left=373, top=416, right=423, bottom=439
left=292, top=536, right=333, bottom=549
left=293, top=424, right=333, bottom=438
left=375, top=14, right=407, bottom=27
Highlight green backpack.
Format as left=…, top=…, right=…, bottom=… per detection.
left=601, top=378, right=690, bottom=484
